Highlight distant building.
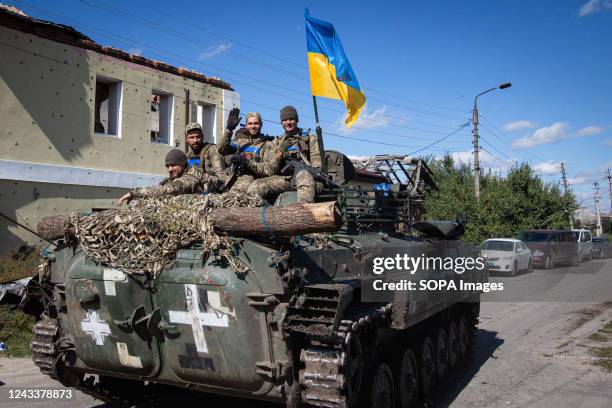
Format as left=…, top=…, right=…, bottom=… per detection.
left=0, top=6, right=239, bottom=254
left=574, top=207, right=598, bottom=225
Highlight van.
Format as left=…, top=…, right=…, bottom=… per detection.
left=518, top=230, right=579, bottom=269
left=572, top=229, right=593, bottom=262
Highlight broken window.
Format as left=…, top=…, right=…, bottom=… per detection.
left=196, top=102, right=216, bottom=143
left=151, top=91, right=174, bottom=144
left=94, top=78, right=122, bottom=137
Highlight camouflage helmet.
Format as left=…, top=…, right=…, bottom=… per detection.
left=185, top=122, right=202, bottom=135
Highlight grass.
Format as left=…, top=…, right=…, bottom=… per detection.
left=588, top=321, right=612, bottom=372
left=564, top=307, right=605, bottom=334
left=600, top=321, right=612, bottom=334
left=0, top=304, right=35, bottom=357
left=0, top=245, right=40, bottom=283
left=588, top=332, right=608, bottom=342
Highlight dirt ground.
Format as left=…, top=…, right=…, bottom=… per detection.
left=1, top=259, right=611, bottom=407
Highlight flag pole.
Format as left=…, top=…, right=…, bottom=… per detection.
left=312, top=95, right=327, bottom=171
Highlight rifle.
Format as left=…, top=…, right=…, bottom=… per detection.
left=221, top=154, right=247, bottom=192
left=281, top=159, right=342, bottom=188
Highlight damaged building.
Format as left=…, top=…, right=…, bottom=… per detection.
left=0, top=5, right=238, bottom=255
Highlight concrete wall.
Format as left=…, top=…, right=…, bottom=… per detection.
left=0, top=25, right=239, bottom=255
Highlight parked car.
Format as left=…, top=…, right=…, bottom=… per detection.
left=592, top=237, right=612, bottom=258
left=518, top=230, right=578, bottom=269
left=572, top=229, right=593, bottom=262
left=481, top=238, right=532, bottom=276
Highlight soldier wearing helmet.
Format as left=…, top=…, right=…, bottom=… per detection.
left=116, top=149, right=211, bottom=206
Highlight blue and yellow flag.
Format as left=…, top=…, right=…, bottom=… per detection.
left=305, top=11, right=366, bottom=127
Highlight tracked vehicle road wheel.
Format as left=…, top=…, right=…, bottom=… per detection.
left=435, top=328, right=449, bottom=383
left=447, top=321, right=459, bottom=371
left=457, top=316, right=470, bottom=362
left=419, top=336, right=436, bottom=396
left=396, top=348, right=418, bottom=408
left=370, top=363, right=394, bottom=408
left=344, top=334, right=364, bottom=407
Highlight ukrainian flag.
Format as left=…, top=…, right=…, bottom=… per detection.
left=305, top=11, right=366, bottom=127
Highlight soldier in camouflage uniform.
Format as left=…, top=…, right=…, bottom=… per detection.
left=276, top=106, right=323, bottom=203
left=218, top=109, right=290, bottom=199
left=116, top=149, right=210, bottom=206
left=184, top=122, right=226, bottom=189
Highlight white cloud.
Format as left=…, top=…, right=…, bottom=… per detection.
left=577, top=125, right=603, bottom=136
left=502, top=120, right=536, bottom=132
left=198, top=42, right=232, bottom=59
left=568, top=176, right=589, bottom=185
left=533, top=161, right=562, bottom=175
left=336, top=105, right=391, bottom=135
left=129, top=48, right=143, bottom=56
left=579, top=0, right=612, bottom=17
left=448, top=150, right=516, bottom=173
left=603, top=139, right=612, bottom=146
left=512, top=122, right=569, bottom=149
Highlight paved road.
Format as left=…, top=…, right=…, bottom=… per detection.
left=1, top=258, right=611, bottom=407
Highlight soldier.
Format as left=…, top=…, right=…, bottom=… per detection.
left=116, top=149, right=210, bottom=206
left=218, top=109, right=290, bottom=198
left=184, top=122, right=226, bottom=187
left=276, top=105, right=323, bottom=203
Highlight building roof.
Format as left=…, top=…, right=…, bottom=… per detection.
left=0, top=4, right=233, bottom=90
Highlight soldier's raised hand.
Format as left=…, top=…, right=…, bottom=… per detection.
left=226, top=108, right=241, bottom=131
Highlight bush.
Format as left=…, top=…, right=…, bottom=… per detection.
left=424, top=156, right=578, bottom=244
left=0, top=304, right=35, bottom=357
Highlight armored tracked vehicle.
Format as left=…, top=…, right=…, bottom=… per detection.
left=28, top=153, right=486, bottom=408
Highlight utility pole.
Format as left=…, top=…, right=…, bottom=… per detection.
left=560, top=162, right=574, bottom=229
left=607, top=168, right=612, bottom=213
left=594, top=182, right=603, bottom=237
left=472, top=82, right=511, bottom=203
left=472, top=107, right=481, bottom=203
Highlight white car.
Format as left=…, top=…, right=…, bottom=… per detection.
left=481, top=238, right=533, bottom=276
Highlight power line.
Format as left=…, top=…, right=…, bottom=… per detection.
left=408, top=123, right=471, bottom=155
left=124, top=0, right=470, bottom=115
left=479, top=136, right=515, bottom=162
left=14, top=0, right=468, bottom=137
left=45, top=0, right=470, bottom=123
left=0, top=39, right=472, bottom=152
left=479, top=115, right=547, bottom=163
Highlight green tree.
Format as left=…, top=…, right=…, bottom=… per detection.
left=423, top=155, right=578, bottom=244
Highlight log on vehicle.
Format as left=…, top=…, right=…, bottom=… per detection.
left=37, top=201, right=342, bottom=241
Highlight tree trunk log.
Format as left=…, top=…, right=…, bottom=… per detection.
left=37, top=214, right=75, bottom=241
left=211, top=201, right=342, bottom=237
left=37, top=201, right=341, bottom=241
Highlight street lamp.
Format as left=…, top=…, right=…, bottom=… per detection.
left=472, top=82, right=512, bottom=202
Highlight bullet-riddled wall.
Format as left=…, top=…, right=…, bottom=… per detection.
left=0, top=16, right=239, bottom=255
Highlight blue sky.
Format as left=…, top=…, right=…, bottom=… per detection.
left=8, top=0, right=612, bottom=212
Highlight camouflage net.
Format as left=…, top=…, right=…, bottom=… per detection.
left=69, top=192, right=264, bottom=276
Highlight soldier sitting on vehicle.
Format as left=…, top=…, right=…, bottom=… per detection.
left=184, top=122, right=226, bottom=188
left=276, top=105, right=323, bottom=204
left=217, top=109, right=290, bottom=199
left=116, top=149, right=214, bottom=206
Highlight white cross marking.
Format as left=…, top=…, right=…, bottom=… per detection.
left=80, top=310, right=111, bottom=346
left=168, top=284, right=229, bottom=353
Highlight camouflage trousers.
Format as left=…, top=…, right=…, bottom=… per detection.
left=229, top=171, right=315, bottom=203
left=293, top=170, right=315, bottom=204
left=247, top=176, right=292, bottom=200
left=249, top=171, right=315, bottom=203
left=230, top=175, right=255, bottom=194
